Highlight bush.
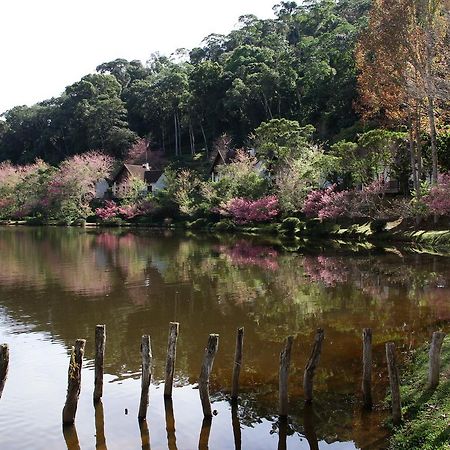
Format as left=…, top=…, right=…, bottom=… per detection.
left=304, top=218, right=340, bottom=236
left=25, top=216, right=45, bottom=226
left=219, top=195, right=279, bottom=224
left=370, top=219, right=387, bottom=233
left=280, top=217, right=304, bottom=235
left=213, top=220, right=236, bottom=232
left=187, top=218, right=209, bottom=229
left=98, top=217, right=125, bottom=227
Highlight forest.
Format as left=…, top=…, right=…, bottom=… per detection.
left=0, top=0, right=449, bottom=227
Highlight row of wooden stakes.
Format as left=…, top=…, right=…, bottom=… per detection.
left=0, top=325, right=447, bottom=427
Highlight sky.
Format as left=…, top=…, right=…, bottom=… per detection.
left=0, top=0, right=277, bottom=114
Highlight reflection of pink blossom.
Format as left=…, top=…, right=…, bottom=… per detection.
left=95, top=233, right=120, bottom=251
left=218, top=241, right=279, bottom=271
left=303, top=256, right=348, bottom=286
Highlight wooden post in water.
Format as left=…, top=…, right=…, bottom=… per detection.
left=428, top=331, right=446, bottom=389
left=62, top=339, right=86, bottom=425
left=138, top=335, right=152, bottom=420
left=362, top=328, right=373, bottom=409
left=231, top=327, right=244, bottom=403
left=385, top=342, right=402, bottom=425
left=0, top=344, right=9, bottom=399
left=199, top=334, right=219, bottom=418
left=279, top=336, right=293, bottom=417
left=304, top=329, right=324, bottom=403
left=94, top=325, right=106, bottom=403
left=164, top=322, right=179, bottom=398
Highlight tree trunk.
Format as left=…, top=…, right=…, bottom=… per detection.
left=174, top=113, right=178, bottom=157
left=427, top=94, right=439, bottom=185
left=200, top=123, right=208, bottom=158
left=408, top=106, right=419, bottom=196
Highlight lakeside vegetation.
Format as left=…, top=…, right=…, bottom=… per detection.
left=0, top=1, right=448, bottom=230
left=388, top=337, right=450, bottom=450
left=0, top=1, right=449, bottom=239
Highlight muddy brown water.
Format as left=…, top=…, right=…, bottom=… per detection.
left=0, top=226, right=449, bottom=449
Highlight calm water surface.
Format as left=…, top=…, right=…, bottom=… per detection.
left=0, top=227, right=449, bottom=450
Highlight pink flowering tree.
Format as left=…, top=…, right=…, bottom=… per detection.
left=47, top=151, right=116, bottom=221
left=219, top=195, right=279, bottom=224
left=303, top=184, right=350, bottom=219
left=95, top=199, right=155, bottom=221
left=423, top=173, right=450, bottom=216
left=303, top=180, right=387, bottom=220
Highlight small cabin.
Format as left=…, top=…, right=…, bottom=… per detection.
left=109, top=164, right=165, bottom=199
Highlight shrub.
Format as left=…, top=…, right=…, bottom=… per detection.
left=280, top=217, right=304, bottom=235
left=213, top=220, right=236, bottom=232
left=423, top=173, right=450, bottom=216
left=219, top=195, right=279, bottom=224
left=303, top=184, right=350, bottom=219
left=370, top=219, right=387, bottom=233
left=187, top=218, right=208, bottom=229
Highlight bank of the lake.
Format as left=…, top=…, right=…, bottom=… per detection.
left=3, top=216, right=450, bottom=254
left=388, top=337, right=450, bottom=450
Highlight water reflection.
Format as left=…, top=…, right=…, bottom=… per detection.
left=0, top=227, right=449, bottom=449
left=164, top=397, right=177, bottom=450
left=139, top=419, right=151, bottom=450
left=198, top=417, right=212, bottom=450
left=62, top=424, right=80, bottom=450
left=231, top=403, right=241, bottom=450
left=94, top=400, right=107, bottom=450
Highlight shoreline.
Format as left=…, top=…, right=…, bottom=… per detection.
left=387, top=337, right=450, bottom=450
left=2, top=218, right=450, bottom=254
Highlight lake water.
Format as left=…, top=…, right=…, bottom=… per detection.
left=0, top=227, right=449, bottom=450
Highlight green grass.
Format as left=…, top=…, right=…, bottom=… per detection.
left=389, top=337, right=450, bottom=450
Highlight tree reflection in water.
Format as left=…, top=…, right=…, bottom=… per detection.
left=0, top=227, right=449, bottom=449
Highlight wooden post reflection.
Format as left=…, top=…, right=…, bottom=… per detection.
left=198, top=417, right=212, bottom=450
left=62, top=424, right=81, bottom=450
left=139, top=419, right=151, bottom=450
left=277, top=418, right=288, bottom=450
left=231, top=403, right=241, bottom=450
left=95, top=400, right=107, bottom=449
left=164, top=397, right=178, bottom=450
left=303, top=404, right=319, bottom=450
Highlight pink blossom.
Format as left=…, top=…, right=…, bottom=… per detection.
left=96, top=201, right=119, bottom=220
left=219, top=195, right=279, bottom=224
left=423, top=173, right=450, bottom=216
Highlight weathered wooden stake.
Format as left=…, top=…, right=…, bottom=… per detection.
left=0, top=343, right=9, bottom=400
left=279, top=336, right=294, bottom=417
left=164, top=322, right=179, bottom=398
left=138, top=335, right=152, bottom=420
left=428, top=331, right=446, bottom=389
left=199, top=334, right=219, bottom=418
left=304, top=329, right=324, bottom=403
left=62, top=339, right=86, bottom=425
left=231, top=327, right=244, bottom=402
left=362, top=328, right=373, bottom=409
left=385, top=342, right=402, bottom=425
left=94, top=324, right=106, bottom=403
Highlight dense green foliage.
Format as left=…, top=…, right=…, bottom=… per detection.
left=0, top=0, right=372, bottom=164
